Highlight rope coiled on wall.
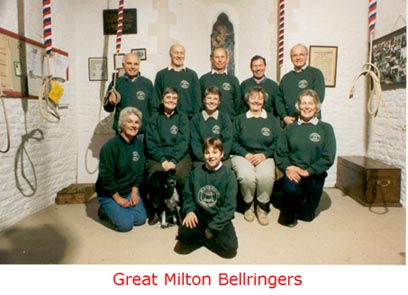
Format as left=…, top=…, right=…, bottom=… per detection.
left=348, top=0, right=389, bottom=136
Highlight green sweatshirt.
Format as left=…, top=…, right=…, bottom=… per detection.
left=152, top=67, right=202, bottom=119
left=240, top=77, right=279, bottom=114
left=182, top=165, right=237, bottom=233
left=199, top=72, right=242, bottom=118
left=145, top=109, right=190, bottom=164
left=274, top=120, right=336, bottom=175
left=275, top=66, right=325, bottom=119
left=231, top=112, right=281, bottom=158
left=95, top=134, right=145, bottom=197
left=104, top=75, right=154, bottom=133
left=189, top=111, right=233, bottom=162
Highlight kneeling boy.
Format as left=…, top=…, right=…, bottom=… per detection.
left=174, top=138, right=238, bottom=258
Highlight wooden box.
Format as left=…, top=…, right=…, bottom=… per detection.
left=55, top=183, right=95, bottom=204
left=336, top=156, right=401, bottom=207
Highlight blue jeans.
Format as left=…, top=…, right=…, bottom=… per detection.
left=98, top=192, right=146, bottom=232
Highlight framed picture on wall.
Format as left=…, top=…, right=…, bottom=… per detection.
left=372, top=26, right=406, bottom=89
left=309, top=46, right=338, bottom=87
left=113, top=53, right=125, bottom=70
left=88, top=57, right=108, bottom=81
left=131, top=48, right=147, bottom=60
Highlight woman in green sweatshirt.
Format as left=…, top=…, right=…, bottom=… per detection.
left=95, top=107, right=147, bottom=232
left=190, top=86, right=233, bottom=169
left=231, top=86, right=281, bottom=226
left=274, top=89, right=336, bottom=227
left=145, top=87, right=192, bottom=223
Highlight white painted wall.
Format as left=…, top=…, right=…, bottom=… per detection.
left=0, top=0, right=405, bottom=231
left=366, top=0, right=406, bottom=205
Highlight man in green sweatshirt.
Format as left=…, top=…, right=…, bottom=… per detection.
left=200, top=48, right=242, bottom=119
left=275, top=44, right=325, bottom=125
left=104, top=53, right=153, bottom=134
left=151, top=44, right=202, bottom=119
left=240, top=55, right=279, bottom=115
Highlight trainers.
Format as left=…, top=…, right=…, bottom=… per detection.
left=256, top=207, right=269, bottom=226
left=244, top=204, right=255, bottom=222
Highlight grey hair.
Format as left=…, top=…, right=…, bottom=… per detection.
left=295, top=89, right=322, bottom=113
left=244, top=86, right=266, bottom=107
left=118, top=106, right=143, bottom=130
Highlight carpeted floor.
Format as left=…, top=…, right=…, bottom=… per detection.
left=0, top=188, right=405, bottom=264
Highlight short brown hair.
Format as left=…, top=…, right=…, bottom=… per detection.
left=202, top=137, right=224, bottom=154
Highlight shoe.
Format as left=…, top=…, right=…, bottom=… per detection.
left=278, top=210, right=297, bottom=227
left=244, top=207, right=255, bottom=222
left=297, top=211, right=315, bottom=222
left=148, top=214, right=160, bottom=225
left=256, top=207, right=269, bottom=226
left=174, top=241, right=200, bottom=255
left=98, top=207, right=108, bottom=221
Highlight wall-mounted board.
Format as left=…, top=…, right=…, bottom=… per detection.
left=0, top=27, right=68, bottom=98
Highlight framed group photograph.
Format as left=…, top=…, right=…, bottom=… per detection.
left=372, top=26, right=406, bottom=89
left=88, top=57, right=108, bottom=81
left=309, top=45, right=338, bottom=87
left=131, top=48, right=147, bottom=60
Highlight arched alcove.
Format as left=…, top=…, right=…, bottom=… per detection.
left=211, top=12, right=235, bottom=75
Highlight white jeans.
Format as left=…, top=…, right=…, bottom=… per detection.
left=231, top=155, right=276, bottom=204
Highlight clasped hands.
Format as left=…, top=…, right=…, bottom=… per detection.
left=112, top=188, right=140, bottom=208
left=285, top=165, right=310, bottom=183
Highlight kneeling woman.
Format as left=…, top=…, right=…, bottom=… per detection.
left=274, top=89, right=336, bottom=227
left=95, top=107, right=147, bottom=232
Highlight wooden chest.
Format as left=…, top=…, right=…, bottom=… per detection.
left=335, top=156, right=401, bottom=207
left=55, top=183, right=95, bottom=204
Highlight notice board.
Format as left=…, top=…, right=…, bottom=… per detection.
left=0, top=27, right=69, bottom=98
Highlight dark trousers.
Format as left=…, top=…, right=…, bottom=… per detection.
left=177, top=210, right=238, bottom=259
left=280, top=172, right=327, bottom=219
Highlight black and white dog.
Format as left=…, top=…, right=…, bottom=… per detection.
left=146, top=169, right=181, bottom=228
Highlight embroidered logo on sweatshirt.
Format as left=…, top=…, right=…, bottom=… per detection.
left=309, top=132, right=321, bottom=142
left=222, top=82, right=232, bottom=91
left=198, top=185, right=220, bottom=208
left=261, top=127, right=271, bottom=137
left=298, top=80, right=308, bottom=89
left=212, top=125, right=220, bottom=134
left=170, top=125, right=179, bottom=135
left=180, top=80, right=190, bottom=89
left=132, top=151, right=140, bottom=162
left=136, top=91, right=146, bottom=100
